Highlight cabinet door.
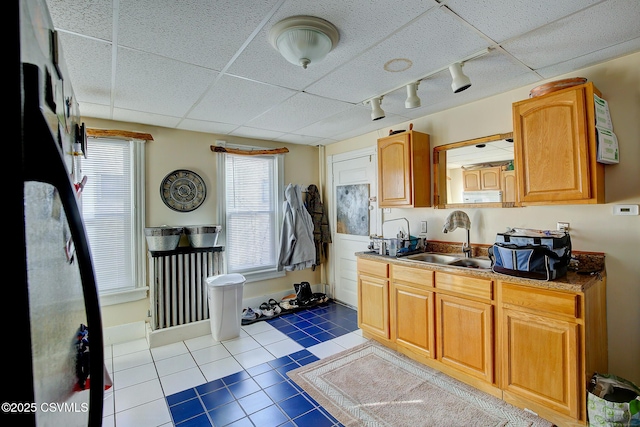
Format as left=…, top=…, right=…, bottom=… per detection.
left=462, top=170, right=481, bottom=191
left=436, top=294, right=494, bottom=383
left=357, top=273, right=390, bottom=340
left=502, top=170, right=516, bottom=203
left=392, top=282, right=435, bottom=359
left=378, top=133, right=412, bottom=206
left=501, top=308, right=580, bottom=418
left=480, top=167, right=501, bottom=190
left=513, top=85, right=591, bottom=202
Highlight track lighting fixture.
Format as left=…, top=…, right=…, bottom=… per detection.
left=449, top=62, right=471, bottom=93
left=269, top=16, right=340, bottom=69
left=404, top=82, right=421, bottom=109
left=367, top=97, right=385, bottom=121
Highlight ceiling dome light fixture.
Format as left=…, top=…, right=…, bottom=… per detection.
left=404, top=82, right=421, bottom=109
left=449, top=62, right=471, bottom=93
left=269, top=16, right=340, bottom=69
left=367, top=96, right=385, bottom=121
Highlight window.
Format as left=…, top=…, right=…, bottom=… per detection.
left=81, top=138, right=146, bottom=305
left=218, top=149, right=284, bottom=281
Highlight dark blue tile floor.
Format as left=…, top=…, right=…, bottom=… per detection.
left=166, top=301, right=358, bottom=427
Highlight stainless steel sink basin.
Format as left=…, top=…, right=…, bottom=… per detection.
left=448, top=258, right=492, bottom=269
left=406, top=253, right=460, bottom=264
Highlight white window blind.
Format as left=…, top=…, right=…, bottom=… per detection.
left=223, top=153, right=283, bottom=277
left=81, top=138, right=145, bottom=296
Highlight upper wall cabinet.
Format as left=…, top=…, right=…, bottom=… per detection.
left=378, top=129, right=431, bottom=208
left=512, top=82, right=605, bottom=205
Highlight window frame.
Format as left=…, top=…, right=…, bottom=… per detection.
left=81, top=137, right=147, bottom=305
left=216, top=144, right=285, bottom=283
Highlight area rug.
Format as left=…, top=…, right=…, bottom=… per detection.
left=288, top=341, right=553, bottom=427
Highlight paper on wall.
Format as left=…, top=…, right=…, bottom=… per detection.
left=596, top=127, right=619, bottom=164
left=594, top=94, right=613, bottom=130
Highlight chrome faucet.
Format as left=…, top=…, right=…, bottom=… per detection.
left=382, top=217, right=410, bottom=241
left=442, top=210, right=472, bottom=258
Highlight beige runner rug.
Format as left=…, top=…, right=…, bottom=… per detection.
left=288, top=341, right=553, bottom=427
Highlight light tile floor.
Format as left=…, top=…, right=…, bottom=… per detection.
left=102, top=301, right=366, bottom=427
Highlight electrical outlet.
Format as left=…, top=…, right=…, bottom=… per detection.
left=420, top=221, right=427, bottom=233
left=383, top=208, right=391, bottom=213
left=557, top=222, right=570, bottom=231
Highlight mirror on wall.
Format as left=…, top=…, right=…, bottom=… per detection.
left=433, top=132, right=516, bottom=208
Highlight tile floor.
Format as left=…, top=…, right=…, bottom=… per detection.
left=102, top=301, right=366, bottom=427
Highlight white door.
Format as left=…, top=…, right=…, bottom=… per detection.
left=329, top=148, right=378, bottom=308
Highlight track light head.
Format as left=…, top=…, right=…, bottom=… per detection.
left=404, top=82, right=421, bottom=109
left=368, top=97, right=385, bottom=121
left=449, top=62, right=471, bottom=93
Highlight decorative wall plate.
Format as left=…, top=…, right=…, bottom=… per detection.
left=160, top=169, right=206, bottom=212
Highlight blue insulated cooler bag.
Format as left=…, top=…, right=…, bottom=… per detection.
left=488, top=229, right=571, bottom=281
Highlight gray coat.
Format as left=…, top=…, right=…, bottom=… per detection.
left=277, top=184, right=316, bottom=271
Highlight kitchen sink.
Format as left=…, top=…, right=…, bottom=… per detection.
left=448, top=258, right=492, bottom=269
left=405, top=253, right=460, bottom=264
left=404, top=252, right=492, bottom=270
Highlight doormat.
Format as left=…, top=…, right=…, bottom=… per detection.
left=288, top=341, right=553, bottom=427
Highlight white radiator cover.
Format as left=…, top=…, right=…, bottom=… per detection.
left=149, top=247, right=224, bottom=330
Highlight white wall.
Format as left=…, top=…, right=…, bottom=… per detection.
left=324, top=52, right=640, bottom=385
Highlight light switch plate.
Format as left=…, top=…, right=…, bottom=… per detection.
left=613, top=204, right=639, bottom=215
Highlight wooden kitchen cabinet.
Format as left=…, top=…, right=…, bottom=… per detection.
left=512, top=82, right=605, bottom=205
left=499, top=280, right=608, bottom=426
left=377, top=130, right=431, bottom=207
left=357, top=258, right=390, bottom=341
left=462, top=166, right=502, bottom=191
left=435, top=272, right=495, bottom=385
left=501, top=170, right=516, bottom=203
left=390, top=265, right=435, bottom=359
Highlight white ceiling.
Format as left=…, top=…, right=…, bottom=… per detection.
left=45, top=0, right=640, bottom=146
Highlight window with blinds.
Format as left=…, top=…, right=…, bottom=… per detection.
left=81, top=138, right=145, bottom=297
left=222, top=153, right=284, bottom=278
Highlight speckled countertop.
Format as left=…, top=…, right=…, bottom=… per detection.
left=357, top=241, right=606, bottom=293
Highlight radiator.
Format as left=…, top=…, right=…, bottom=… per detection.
left=149, top=246, right=224, bottom=330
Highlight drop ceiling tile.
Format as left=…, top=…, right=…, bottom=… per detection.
left=188, top=75, right=296, bottom=125
left=57, top=33, right=112, bottom=106
left=78, top=102, right=112, bottom=121
left=502, top=0, right=640, bottom=70
left=274, top=133, right=324, bottom=145
left=118, top=0, right=281, bottom=70
left=178, top=119, right=239, bottom=135
left=306, top=7, right=490, bottom=104
left=46, top=0, right=113, bottom=41
left=227, top=0, right=441, bottom=91
left=536, top=38, right=640, bottom=79
left=292, top=105, right=371, bottom=138
left=444, top=0, right=601, bottom=43
left=114, top=48, right=217, bottom=117
left=229, top=126, right=286, bottom=141
left=113, top=109, right=182, bottom=129
left=245, top=92, right=354, bottom=133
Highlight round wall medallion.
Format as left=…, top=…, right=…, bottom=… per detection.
left=160, top=169, right=206, bottom=212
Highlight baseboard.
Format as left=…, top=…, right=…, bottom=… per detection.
left=103, top=321, right=148, bottom=345
left=147, top=319, right=212, bottom=348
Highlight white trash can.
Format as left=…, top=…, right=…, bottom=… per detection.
left=205, top=273, right=245, bottom=341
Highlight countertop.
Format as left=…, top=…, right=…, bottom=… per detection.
left=356, top=248, right=606, bottom=293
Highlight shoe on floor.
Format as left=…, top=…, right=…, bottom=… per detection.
left=259, top=302, right=274, bottom=317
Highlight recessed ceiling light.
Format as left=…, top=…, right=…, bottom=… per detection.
left=384, top=58, right=412, bottom=72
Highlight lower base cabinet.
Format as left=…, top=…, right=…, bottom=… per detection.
left=357, top=257, right=607, bottom=427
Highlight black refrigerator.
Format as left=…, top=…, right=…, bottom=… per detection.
left=5, top=0, right=104, bottom=425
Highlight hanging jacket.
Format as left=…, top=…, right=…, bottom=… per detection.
left=305, top=184, right=331, bottom=269
left=277, top=184, right=316, bottom=271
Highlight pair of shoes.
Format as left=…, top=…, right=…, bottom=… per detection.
left=242, top=307, right=260, bottom=321
left=259, top=302, right=274, bottom=317
left=268, top=298, right=282, bottom=315
left=279, top=298, right=299, bottom=311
